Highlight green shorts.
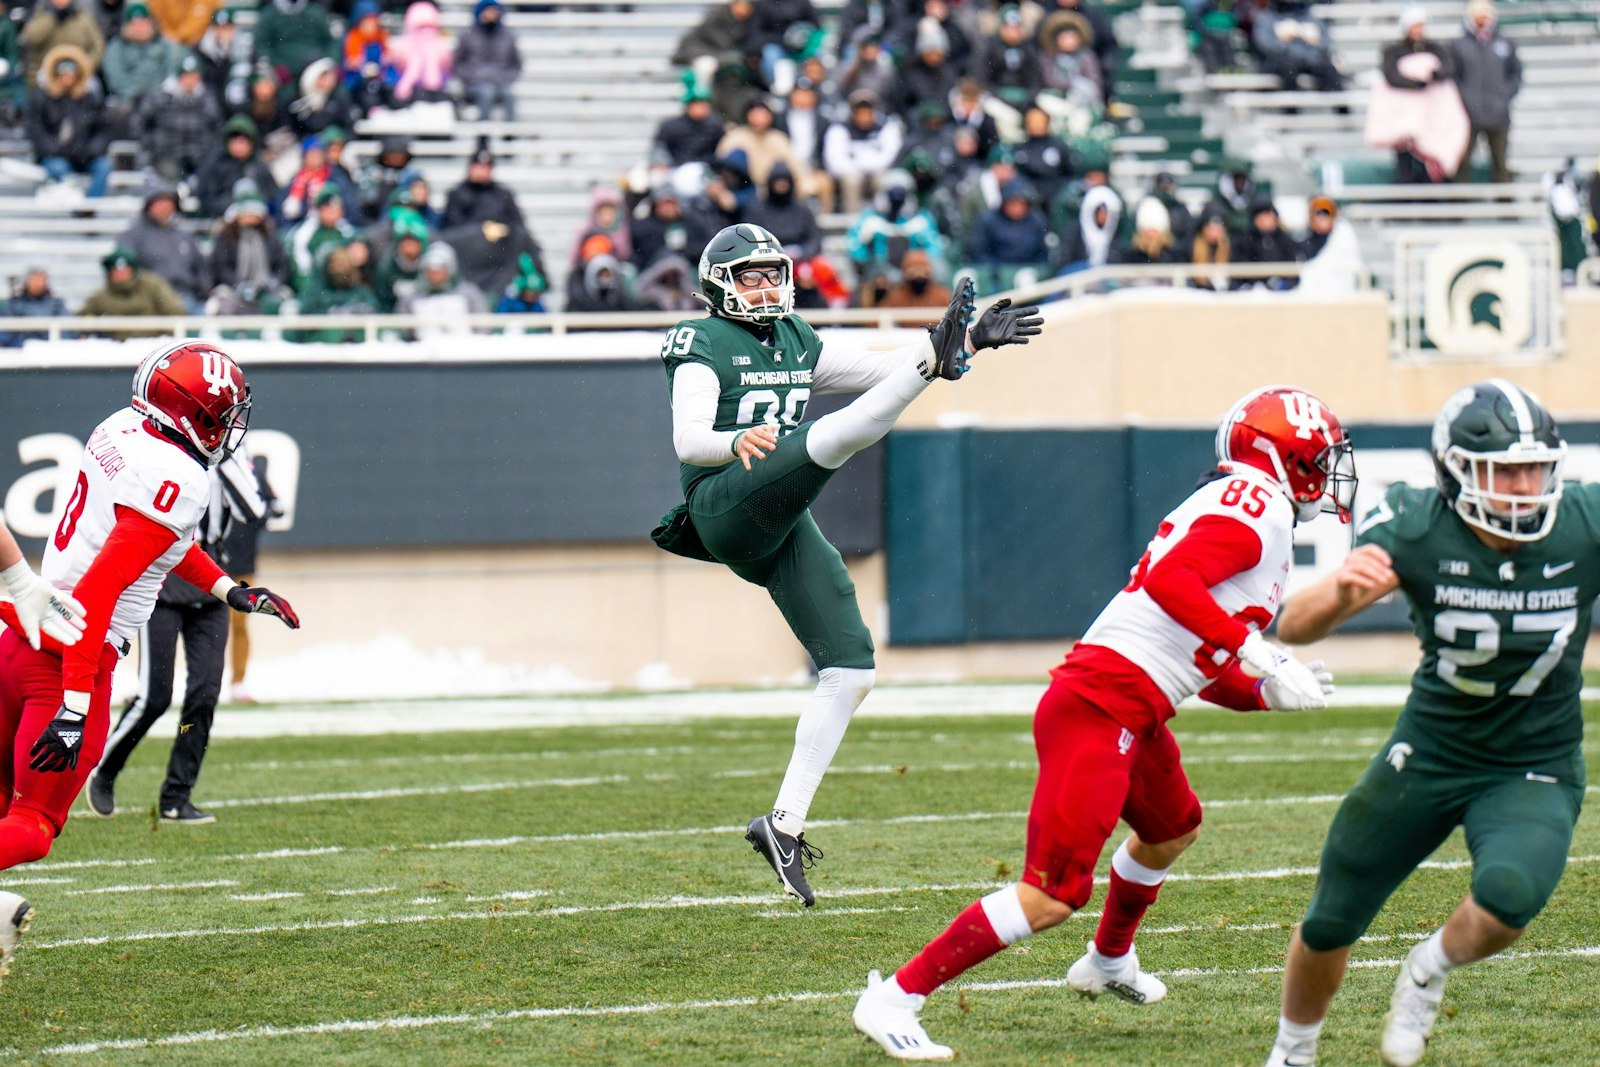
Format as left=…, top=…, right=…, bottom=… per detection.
left=1300, top=739, right=1584, bottom=949
left=653, top=426, right=874, bottom=671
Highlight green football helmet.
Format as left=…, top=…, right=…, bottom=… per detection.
left=1432, top=379, right=1566, bottom=541
left=697, top=223, right=793, bottom=323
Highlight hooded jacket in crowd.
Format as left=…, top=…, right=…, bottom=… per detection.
left=148, top=0, right=221, bottom=46
left=101, top=9, right=186, bottom=99
left=396, top=241, right=489, bottom=338
left=845, top=171, right=946, bottom=270
left=195, top=114, right=281, bottom=218
left=1058, top=183, right=1122, bottom=269
left=210, top=197, right=290, bottom=297
left=290, top=57, right=358, bottom=138
left=21, top=0, right=106, bottom=86
left=137, top=64, right=223, bottom=171
left=454, top=0, right=520, bottom=88
left=968, top=179, right=1050, bottom=266
left=1450, top=7, right=1520, bottom=129
left=743, top=162, right=822, bottom=261
left=652, top=97, right=727, bottom=168
left=441, top=162, right=525, bottom=231
left=390, top=1, right=451, bottom=102
left=80, top=247, right=186, bottom=333
left=26, top=44, right=109, bottom=168
left=118, top=192, right=210, bottom=300
left=670, top=0, right=756, bottom=68
left=0, top=277, right=70, bottom=347
left=629, top=189, right=716, bottom=270
left=564, top=253, right=640, bottom=314
left=255, top=0, right=336, bottom=80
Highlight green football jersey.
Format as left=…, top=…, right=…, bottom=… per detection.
left=661, top=314, right=824, bottom=495
left=1355, top=482, right=1600, bottom=777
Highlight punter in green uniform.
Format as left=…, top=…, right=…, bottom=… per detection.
left=652, top=222, right=1040, bottom=906
left=1265, top=380, right=1588, bottom=1067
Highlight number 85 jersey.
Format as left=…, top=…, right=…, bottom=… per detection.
left=1081, top=465, right=1297, bottom=709
left=42, top=407, right=210, bottom=648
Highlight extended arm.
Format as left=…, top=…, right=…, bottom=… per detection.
left=1275, top=543, right=1399, bottom=644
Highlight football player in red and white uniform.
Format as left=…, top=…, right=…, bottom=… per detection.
left=0, top=341, right=301, bottom=982
left=852, top=386, right=1357, bottom=1061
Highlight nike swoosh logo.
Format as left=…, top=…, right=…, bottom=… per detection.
left=1544, top=561, right=1575, bottom=578
left=775, top=844, right=795, bottom=866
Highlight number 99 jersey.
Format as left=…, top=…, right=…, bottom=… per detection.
left=42, top=407, right=210, bottom=648
left=1081, top=465, right=1296, bottom=709
left=661, top=314, right=823, bottom=495
left=1357, top=481, right=1600, bottom=777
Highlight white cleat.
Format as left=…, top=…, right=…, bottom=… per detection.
left=1380, top=944, right=1446, bottom=1066
left=0, top=891, right=34, bottom=989
left=852, top=969, right=954, bottom=1061
left=1265, top=1043, right=1316, bottom=1066
left=1067, top=941, right=1168, bottom=1004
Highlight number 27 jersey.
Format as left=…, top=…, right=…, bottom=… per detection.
left=1081, top=467, right=1296, bottom=708
left=42, top=407, right=210, bottom=647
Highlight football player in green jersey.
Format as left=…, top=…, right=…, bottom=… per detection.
left=652, top=223, right=1041, bottom=906
left=1265, top=380, right=1589, bottom=1067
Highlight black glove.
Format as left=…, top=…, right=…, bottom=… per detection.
left=926, top=276, right=977, bottom=380
left=29, top=705, right=87, bottom=773
left=969, top=298, right=1044, bottom=350
left=227, top=584, right=302, bottom=629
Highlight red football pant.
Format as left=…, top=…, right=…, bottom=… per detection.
left=1022, top=677, right=1202, bottom=909
left=0, top=628, right=118, bottom=866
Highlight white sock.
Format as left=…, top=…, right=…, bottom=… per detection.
left=1110, top=838, right=1170, bottom=886
left=770, top=667, right=874, bottom=836
left=1275, top=1016, right=1323, bottom=1055
left=1411, top=929, right=1456, bottom=982
left=979, top=886, right=1034, bottom=945
left=804, top=354, right=933, bottom=470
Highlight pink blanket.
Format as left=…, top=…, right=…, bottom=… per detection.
left=1364, top=52, right=1470, bottom=177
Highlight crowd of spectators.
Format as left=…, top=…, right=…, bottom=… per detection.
left=0, top=0, right=1580, bottom=335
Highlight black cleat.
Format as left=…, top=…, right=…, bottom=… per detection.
left=159, top=800, right=216, bottom=825
left=86, top=773, right=115, bottom=818
left=0, top=891, right=33, bottom=989
left=926, top=277, right=977, bottom=380
left=745, top=815, right=823, bottom=907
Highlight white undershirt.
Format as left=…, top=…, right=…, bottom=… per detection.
left=670, top=338, right=930, bottom=467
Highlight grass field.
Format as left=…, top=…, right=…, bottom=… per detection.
left=0, top=696, right=1596, bottom=1065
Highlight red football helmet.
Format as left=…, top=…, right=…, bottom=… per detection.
left=131, top=341, right=251, bottom=466
left=1216, top=385, right=1356, bottom=523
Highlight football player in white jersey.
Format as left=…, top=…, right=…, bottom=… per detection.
left=851, top=386, right=1357, bottom=1061
left=0, top=341, right=301, bottom=983
left=0, top=524, right=85, bottom=651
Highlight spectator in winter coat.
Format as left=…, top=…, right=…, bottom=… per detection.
left=823, top=88, right=904, bottom=213
left=879, top=248, right=951, bottom=309
left=981, top=5, right=1043, bottom=113
left=137, top=54, right=222, bottom=181
left=1451, top=0, right=1519, bottom=183
left=1234, top=194, right=1300, bottom=288
left=777, top=77, right=833, bottom=207
left=1379, top=8, right=1459, bottom=183
left=286, top=185, right=356, bottom=290
left=715, top=98, right=804, bottom=190
left=1057, top=183, right=1122, bottom=270
left=254, top=0, right=336, bottom=84
left=652, top=88, right=726, bottom=169
left=289, top=242, right=380, bottom=342
left=704, top=149, right=759, bottom=220
left=845, top=169, right=946, bottom=274
left=898, top=21, right=956, bottom=117
left=1206, top=159, right=1260, bottom=236
left=948, top=77, right=1000, bottom=165
left=342, top=0, right=394, bottom=113
left=836, top=31, right=897, bottom=107
left=744, top=162, right=823, bottom=261
left=79, top=245, right=185, bottom=336
left=454, top=0, right=519, bottom=120
left=373, top=212, right=429, bottom=310
left=236, top=60, right=291, bottom=141
left=396, top=241, right=489, bottom=337
left=148, top=0, right=219, bottom=46
left=26, top=46, right=113, bottom=196
left=1189, top=207, right=1232, bottom=289
left=197, top=8, right=254, bottom=112
left=635, top=256, right=699, bottom=312
left=387, top=170, right=442, bottom=230
left=21, top=0, right=105, bottom=87
left=194, top=114, right=279, bottom=219
left=835, top=0, right=914, bottom=62
left=968, top=178, right=1051, bottom=268
left=1011, top=104, right=1076, bottom=208
left=441, top=145, right=525, bottom=231
left=0, top=269, right=71, bottom=347
left=101, top=2, right=185, bottom=102
left=1052, top=0, right=1120, bottom=89
left=631, top=186, right=716, bottom=269
left=1115, top=197, right=1182, bottom=268
left=568, top=185, right=633, bottom=269
left=207, top=194, right=292, bottom=314
left=359, top=135, right=413, bottom=221
left=906, top=0, right=972, bottom=73
left=565, top=253, right=641, bottom=314
left=1038, top=13, right=1103, bottom=125
left=289, top=57, right=358, bottom=139
left=1145, top=171, right=1195, bottom=246
left=670, top=0, right=755, bottom=99
left=1251, top=0, right=1342, bottom=92
left=118, top=186, right=210, bottom=310
left=495, top=252, right=547, bottom=314
left=279, top=135, right=334, bottom=222
left=390, top=1, right=450, bottom=104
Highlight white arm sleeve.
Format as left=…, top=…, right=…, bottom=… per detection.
left=812, top=337, right=933, bottom=394
left=671, top=362, right=741, bottom=467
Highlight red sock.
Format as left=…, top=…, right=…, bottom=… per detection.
left=895, top=901, right=1008, bottom=996
left=1093, top=867, right=1163, bottom=958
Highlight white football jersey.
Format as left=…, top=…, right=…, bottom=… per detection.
left=42, top=407, right=210, bottom=647
left=1081, top=465, right=1295, bottom=708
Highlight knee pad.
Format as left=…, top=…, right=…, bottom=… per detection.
left=1472, top=863, right=1542, bottom=930
left=1299, top=913, right=1364, bottom=953
left=0, top=809, right=57, bottom=866
left=837, top=667, right=875, bottom=708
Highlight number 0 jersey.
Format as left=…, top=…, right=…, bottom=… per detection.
left=42, top=407, right=210, bottom=647
left=1081, top=466, right=1296, bottom=709
left=1357, top=482, right=1600, bottom=778
left=662, top=314, right=823, bottom=495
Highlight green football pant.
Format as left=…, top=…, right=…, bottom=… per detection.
left=1300, top=744, right=1584, bottom=949
left=687, top=426, right=875, bottom=671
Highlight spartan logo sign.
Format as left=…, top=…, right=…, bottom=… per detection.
left=1423, top=243, right=1534, bottom=356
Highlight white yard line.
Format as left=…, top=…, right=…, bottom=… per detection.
left=755, top=906, right=910, bottom=918
left=324, top=887, right=396, bottom=897
left=0, top=877, right=75, bottom=887
left=65, top=880, right=239, bottom=896
left=29, top=945, right=1600, bottom=1057
left=202, top=775, right=632, bottom=809
left=230, top=892, right=305, bottom=902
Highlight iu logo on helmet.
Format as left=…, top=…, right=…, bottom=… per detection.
left=1280, top=392, right=1329, bottom=441
left=200, top=353, right=239, bottom=398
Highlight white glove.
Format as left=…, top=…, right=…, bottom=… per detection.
left=1262, top=658, right=1335, bottom=711
left=2, top=560, right=87, bottom=651
left=1237, top=631, right=1330, bottom=710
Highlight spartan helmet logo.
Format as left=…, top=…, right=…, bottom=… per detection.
left=1446, top=259, right=1507, bottom=338
left=1422, top=242, right=1534, bottom=355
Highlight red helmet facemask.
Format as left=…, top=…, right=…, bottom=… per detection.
left=1216, top=386, right=1356, bottom=523
left=131, top=341, right=252, bottom=466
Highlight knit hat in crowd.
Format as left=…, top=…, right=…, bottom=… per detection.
left=179, top=54, right=202, bottom=75
left=125, top=2, right=151, bottom=19
left=314, top=184, right=342, bottom=207
left=1398, top=5, right=1427, bottom=29
left=102, top=246, right=138, bottom=272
